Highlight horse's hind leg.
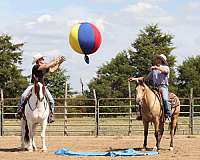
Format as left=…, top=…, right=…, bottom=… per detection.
left=170, top=117, right=178, bottom=151
left=143, top=121, right=149, bottom=150
left=41, top=121, right=48, bottom=152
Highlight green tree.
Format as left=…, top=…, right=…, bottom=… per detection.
left=177, top=56, right=200, bottom=97
left=46, top=69, right=73, bottom=98
left=0, top=34, right=28, bottom=98
left=85, top=51, right=134, bottom=98
left=128, top=24, right=177, bottom=92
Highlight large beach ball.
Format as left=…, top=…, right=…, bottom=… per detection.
left=69, top=22, right=102, bottom=64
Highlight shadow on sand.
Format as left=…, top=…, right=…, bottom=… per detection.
left=0, top=147, right=26, bottom=152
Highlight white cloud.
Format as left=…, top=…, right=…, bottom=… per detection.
left=123, top=1, right=164, bottom=15
left=37, top=14, right=52, bottom=23
left=88, top=0, right=123, bottom=3
left=185, top=1, right=200, bottom=12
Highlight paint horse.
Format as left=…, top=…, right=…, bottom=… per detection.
left=21, top=78, right=49, bottom=152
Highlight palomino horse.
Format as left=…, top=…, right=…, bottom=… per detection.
left=135, top=80, right=180, bottom=151
left=21, top=79, right=49, bottom=152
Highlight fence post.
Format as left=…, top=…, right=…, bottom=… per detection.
left=93, top=89, right=98, bottom=137
left=64, top=82, right=68, bottom=136
left=128, top=81, right=132, bottom=136
left=0, top=89, right=3, bottom=136
left=189, top=88, right=194, bottom=135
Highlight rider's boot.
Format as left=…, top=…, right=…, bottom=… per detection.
left=48, top=103, right=55, bottom=123
left=16, top=100, right=27, bottom=119
left=48, top=112, right=55, bottom=123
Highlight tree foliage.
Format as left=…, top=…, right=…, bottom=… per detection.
left=177, top=56, right=200, bottom=97
left=0, top=34, right=28, bottom=98
left=85, top=51, right=134, bottom=98
left=46, top=69, right=73, bottom=98
left=128, top=24, right=177, bottom=92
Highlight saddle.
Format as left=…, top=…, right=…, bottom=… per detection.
left=152, top=89, right=180, bottom=108
left=152, top=89, right=180, bottom=122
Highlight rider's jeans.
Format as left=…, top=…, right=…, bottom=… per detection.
left=159, top=86, right=172, bottom=117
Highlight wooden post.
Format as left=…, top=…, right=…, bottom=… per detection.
left=93, top=89, right=98, bottom=137
left=189, top=88, right=194, bottom=135
left=64, top=82, right=68, bottom=136
left=128, top=81, right=132, bottom=136
left=0, top=89, right=4, bottom=136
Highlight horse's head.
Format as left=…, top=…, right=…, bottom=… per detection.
left=135, top=80, right=146, bottom=106
left=33, top=76, right=45, bottom=101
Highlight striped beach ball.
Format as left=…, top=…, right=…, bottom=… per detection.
left=69, top=22, right=102, bottom=63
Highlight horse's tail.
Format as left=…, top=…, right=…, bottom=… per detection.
left=24, top=120, right=29, bottom=143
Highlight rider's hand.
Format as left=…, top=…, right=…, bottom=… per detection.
left=128, top=77, right=137, bottom=82
left=151, top=66, right=158, bottom=70
left=59, top=56, right=65, bottom=63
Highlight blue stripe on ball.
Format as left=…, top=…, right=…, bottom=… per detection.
left=78, top=23, right=95, bottom=54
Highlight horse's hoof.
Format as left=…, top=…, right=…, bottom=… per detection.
left=42, top=149, right=47, bottom=152
left=33, top=148, right=38, bottom=151
left=169, top=147, right=173, bottom=151
left=153, top=146, right=157, bottom=151
left=141, top=148, right=146, bottom=151
left=28, top=149, right=33, bottom=152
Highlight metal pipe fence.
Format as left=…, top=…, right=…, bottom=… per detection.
left=0, top=95, right=200, bottom=136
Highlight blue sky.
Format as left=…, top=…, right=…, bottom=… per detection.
left=0, top=0, right=200, bottom=92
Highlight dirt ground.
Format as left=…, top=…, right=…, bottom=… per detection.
left=0, top=135, right=200, bottom=160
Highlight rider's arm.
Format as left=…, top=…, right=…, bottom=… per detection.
left=128, top=76, right=151, bottom=82
left=38, top=56, right=65, bottom=70
left=38, top=60, right=58, bottom=70
left=151, top=65, right=169, bottom=74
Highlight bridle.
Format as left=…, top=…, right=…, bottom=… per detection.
left=34, top=81, right=45, bottom=102
left=136, top=83, right=146, bottom=106
left=27, top=76, right=47, bottom=112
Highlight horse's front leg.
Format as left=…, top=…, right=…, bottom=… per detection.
left=27, top=122, right=34, bottom=152
left=143, top=120, right=149, bottom=150
left=20, top=119, right=26, bottom=150
left=32, top=124, right=37, bottom=151
left=154, top=120, right=161, bottom=151
left=41, top=120, right=48, bottom=152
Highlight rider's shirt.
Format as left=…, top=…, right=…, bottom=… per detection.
left=147, top=65, right=170, bottom=87
left=31, top=65, right=49, bottom=84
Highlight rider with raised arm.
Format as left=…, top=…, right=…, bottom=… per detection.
left=128, top=54, right=171, bottom=123
left=17, top=53, right=65, bottom=123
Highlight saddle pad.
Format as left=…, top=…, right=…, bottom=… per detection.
left=169, top=92, right=180, bottom=108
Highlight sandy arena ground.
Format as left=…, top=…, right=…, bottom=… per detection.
left=0, top=135, right=200, bottom=160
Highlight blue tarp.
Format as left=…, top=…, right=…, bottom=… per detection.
left=55, top=148, right=159, bottom=157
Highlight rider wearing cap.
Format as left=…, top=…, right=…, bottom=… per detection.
left=17, top=53, right=65, bottom=123
left=129, top=54, right=171, bottom=123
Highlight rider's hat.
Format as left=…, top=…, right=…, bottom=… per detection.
left=156, top=54, right=168, bottom=65
left=32, top=53, right=44, bottom=64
